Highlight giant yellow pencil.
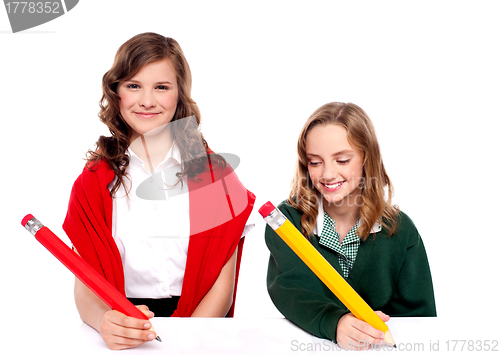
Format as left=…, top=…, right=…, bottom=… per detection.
left=259, top=201, right=395, bottom=347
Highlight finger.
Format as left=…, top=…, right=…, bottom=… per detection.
left=136, top=304, right=155, bottom=319
left=103, top=321, right=157, bottom=348
left=104, top=311, right=156, bottom=340
left=103, top=333, right=152, bottom=350
left=100, top=319, right=154, bottom=350
left=337, top=314, right=381, bottom=350
left=339, top=336, right=371, bottom=350
left=350, top=319, right=385, bottom=343
left=340, top=313, right=383, bottom=339
left=375, top=310, right=390, bottom=322
left=341, top=328, right=382, bottom=349
left=337, top=332, right=372, bottom=350
left=107, top=310, right=152, bottom=330
left=340, top=316, right=384, bottom=348
left=136, top=304, right=149, bottom=311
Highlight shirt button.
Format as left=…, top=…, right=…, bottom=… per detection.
left=162, top=286, right=168, bottom=293
left=152, top=204, right=157, bottom=209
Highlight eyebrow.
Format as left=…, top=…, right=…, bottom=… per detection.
left=332, top=149, right=354, bottom=156
left=125, top=79, right=173, bottom=85
left=306, top=149, right=354, bottom=158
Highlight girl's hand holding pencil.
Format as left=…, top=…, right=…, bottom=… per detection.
left=98, top=305, right=157, bottom=350
left=336, top=311, right=390, bottom=350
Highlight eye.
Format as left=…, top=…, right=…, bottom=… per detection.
left=126, top=83, right=140, bottom=89
left=156, top=85, right=169, bottom=90
left=308, top=161, right=321, bottom=166
left=337, top=159, right=350, bottom=164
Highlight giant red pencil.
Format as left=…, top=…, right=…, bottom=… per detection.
left=21, top=214, right=161, bottom=342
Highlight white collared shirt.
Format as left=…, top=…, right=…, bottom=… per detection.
left=313, top=198, right=382, bottom=237
left=110, top=144, right=190, bottom=298
left=109, top=144, right=254, bottom=299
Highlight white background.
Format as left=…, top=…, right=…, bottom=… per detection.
left=1, top=0, right=499, bottom=351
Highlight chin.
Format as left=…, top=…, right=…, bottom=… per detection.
left=324, top=198, right=345, bottom=207
left=321, top=193, right=343, bottom=205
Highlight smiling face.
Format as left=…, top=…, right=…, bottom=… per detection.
left=117, top=60, right=179, bottom=142
left=305, top=123, right=364, bottom=212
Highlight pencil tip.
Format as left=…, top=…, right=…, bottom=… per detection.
left=156, top=336, right=162, bottom=342
left=394, top=344, right=397, bottom=348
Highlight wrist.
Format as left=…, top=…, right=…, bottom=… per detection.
left=320, top=309, right=350, bottom=343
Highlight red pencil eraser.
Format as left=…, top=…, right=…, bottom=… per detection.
left=21, top=214, right=35, bottom=227
left=258, top=201, right=276, bottom=218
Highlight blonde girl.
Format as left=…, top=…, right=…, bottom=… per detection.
left=265, top=102, right=436, bottom=350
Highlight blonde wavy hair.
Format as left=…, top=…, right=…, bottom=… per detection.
left=288, top=102, right=399, bottom=240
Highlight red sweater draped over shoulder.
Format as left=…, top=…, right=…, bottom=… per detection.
left=63, top=157, right=255, bottom=317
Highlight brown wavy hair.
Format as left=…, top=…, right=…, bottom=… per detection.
left=288, top=102, right=399, bottom=240
left=87, top=32, right=224, bottom=197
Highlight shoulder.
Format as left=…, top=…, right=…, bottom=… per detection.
left=277, top=200, right=301, bottom=215
left=276, top=200, right=304, bottom=228
left=395, top=211, right=419, bottom=234
left=73, top=158, right=115, bottom=191
left=387, top=210, right=422, bottom=247
left=84, top=157, right=112, bottom=173
left=85, top=158, right=114, bottom=178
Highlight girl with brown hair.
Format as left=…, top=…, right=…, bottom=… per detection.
left=265, top=102, right=435, bottom=350
left=63, top=33, right=255, bottom=350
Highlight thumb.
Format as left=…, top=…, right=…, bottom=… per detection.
left=375, top=310, right=390, bottom=322
left=136, top=304, right=155, bottom=319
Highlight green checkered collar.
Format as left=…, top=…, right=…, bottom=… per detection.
left=320, top=214, right=360, bottom=252
left=313, top=198, right=383, bottom=237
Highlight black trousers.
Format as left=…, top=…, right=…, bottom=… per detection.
left=128, top=296, right=180, bottom=317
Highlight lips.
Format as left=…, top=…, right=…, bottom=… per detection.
left=322, top=181, right=345, bottom=191
left=135, top=112, right=159, bottom=119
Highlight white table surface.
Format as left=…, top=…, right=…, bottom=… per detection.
left=18, top=316, right=480, bottom=354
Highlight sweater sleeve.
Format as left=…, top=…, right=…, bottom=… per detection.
left=265, top=203, right=349, bottom=342
left=62, top=160, right=125, bottom=294
left=385, top=213, right=437, bottom=316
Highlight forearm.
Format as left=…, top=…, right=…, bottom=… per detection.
left=74, top=277, right=110, bottom=332
left=191, top=246, right=237, bottom=317
left=266, top=222, right=348, bottom=341
left=190, top=284, right=233, bottom=317
left=268, top=270, right=348, bottom=341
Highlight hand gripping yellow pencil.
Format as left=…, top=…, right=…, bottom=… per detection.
left=259, top=201, right=396, bottom=347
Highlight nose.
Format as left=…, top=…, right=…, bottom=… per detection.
left=139, top=90, right=156, bottom=109
left=322, top=162, right=338, bottom=181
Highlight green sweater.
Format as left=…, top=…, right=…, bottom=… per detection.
left=265, top=201, right=436, bottom=342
